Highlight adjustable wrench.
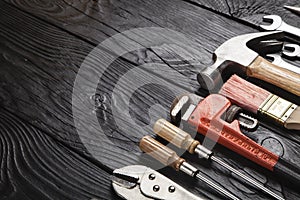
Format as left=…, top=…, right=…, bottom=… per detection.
left=260, top=15, right=300, bottom=37
left=283, top=44, right=300, bottom=59
left=266, top=54, right=300, bottom=74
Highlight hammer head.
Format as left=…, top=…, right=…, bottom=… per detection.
left=197, top=31, right=284, bottom=90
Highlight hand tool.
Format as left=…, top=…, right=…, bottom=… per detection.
left=196, top=31, right=300, bottom=96
left=153, top=118, right=285, bottom=200
left=283, top=43, right=300, bottom=59
left=112, top=165, right=204, bottom=200
left=260, top=15, right=300, bottom=37
left=266, top=54, right=300, bottom=74
left=169, top=93, right=300, bottom=185
left=219, top=74, right=300, bottom=130
left=140, top=136, right=241, bottom=200
left=284, top=5, right=300, bottom=15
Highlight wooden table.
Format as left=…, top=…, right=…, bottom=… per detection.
left=1, top=0, right=300, bottom=199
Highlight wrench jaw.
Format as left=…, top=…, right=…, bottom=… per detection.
left=265, top=54, right=282, bottom=65
left=170, top=94, right=203, bottom=126
left=283, top=44, right=300, bottom=58
left=260, top=15, right=283, bottom=31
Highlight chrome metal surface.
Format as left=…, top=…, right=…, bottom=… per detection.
left=260, top=15, right=300, bottom=37
left=267, top=54, right=300, bottom=74
left=112, top=165, right=203, bottom=200
left=211, top=157, right=285, bottom=200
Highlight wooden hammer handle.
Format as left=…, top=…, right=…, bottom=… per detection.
left=247, top=56, right=300, bottom=96
left=153, top=119, right=199, bottom=154
left=139, top=136, right=185, bottom=171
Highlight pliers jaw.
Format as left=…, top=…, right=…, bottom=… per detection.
left=112, top=165, right=203, bottom=200
left=112, top=165, right=150, bottom=200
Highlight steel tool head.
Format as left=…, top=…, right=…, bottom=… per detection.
left=283, top=44, right=300, bottom=57
left=170, top=93, right=203, bottom=125
left=254, top=40, right=284, bottom=56
left=284, top=5, right=300, bottom=15
left=260, top=15, right=283, bottom=31
left=266, top=54, right=283, bottom=65
left=197, top=31, right=284, bottom=90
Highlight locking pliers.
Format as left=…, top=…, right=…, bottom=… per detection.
left=112, top=165, right=204, bottom=200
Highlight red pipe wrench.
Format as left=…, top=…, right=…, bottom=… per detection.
left=170, top=93, right=300, bottom=184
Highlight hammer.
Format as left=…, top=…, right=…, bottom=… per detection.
left=197, top=31, right=300, bottom=96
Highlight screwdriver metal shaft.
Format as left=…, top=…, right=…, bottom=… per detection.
left=140, top=136, right=240, bottom=200
left=153, top=119, right=285, bottom=200
left=211, top=157, right=284, bottom=200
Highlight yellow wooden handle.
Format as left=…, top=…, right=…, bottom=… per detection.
left=139, top=136, right=185, bottom=171
left=247, top=56, right=300, bottom=96
left=153, top=119, right=199, bottom=154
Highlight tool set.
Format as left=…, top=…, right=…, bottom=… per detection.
left=153, top=119, right=284, bottom=200
left=196, top=31, right=300, bottom=96
left=112, top=11, right=300, bottom=200
left=140, top=136, right=240, bottom=200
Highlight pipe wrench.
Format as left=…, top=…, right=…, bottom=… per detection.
left=170, top=93, right=300, bottom=185
left=112, top=165, right=204, bottom=200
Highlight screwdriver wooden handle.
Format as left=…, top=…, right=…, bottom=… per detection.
left=139, top=136, right=185, bottom=171
left=247, top=56, right=300, bottom=96
left=153, top=119, right=200, bottom=154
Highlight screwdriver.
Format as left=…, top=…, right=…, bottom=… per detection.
left=140, top=135, right=241, bottom=200
left=153, top=119, right=285, bottom=200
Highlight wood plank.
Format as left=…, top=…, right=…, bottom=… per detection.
left=0, top=1, right=145, bottom=170
left=0, top=108, right=121, bottom=200
left=184, top=0, right=299, bottom=27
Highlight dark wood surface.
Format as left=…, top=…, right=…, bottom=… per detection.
left=0, top=0, right=300, bottom=199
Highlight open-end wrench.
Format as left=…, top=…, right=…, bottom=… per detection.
left=266, top=54, right=300, bottom=74
left=283, top=44, right=300, bottom=58
left=260, top=15, right=300, bottom=37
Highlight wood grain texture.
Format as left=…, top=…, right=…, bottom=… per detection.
left=0, top=108, right=121, bottom=200
left=185, top=0, right=300, bottom=28
left=1, top=0, right=300, bottom=199
left=0, top=1, right=145, bottom=170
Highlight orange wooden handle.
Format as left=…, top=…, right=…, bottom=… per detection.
left=247, top=56, right=300, bottom=96
left=139, top=136, right=185, bottom=171
left=153, top=119, right=199, bottom=154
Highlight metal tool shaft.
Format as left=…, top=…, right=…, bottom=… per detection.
left=140, top=136, right=240, bottom=200
left=211, top=156, right=284, bottom=200
left=196, top=172, right=240, bottom=200
left=154, top=119, right=285, bottom=200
